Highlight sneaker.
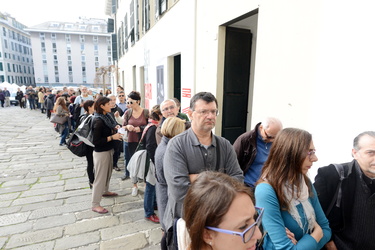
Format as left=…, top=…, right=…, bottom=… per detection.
left=145, top=214, right=160, bottom=223
left=131, top=187, right=138, bottom=197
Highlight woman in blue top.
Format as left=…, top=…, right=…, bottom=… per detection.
left=255, top=128, right=331, bottom=250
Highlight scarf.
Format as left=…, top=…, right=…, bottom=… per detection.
left=283, top=176, right=316, bottom=233
left=94, top=112, right=118, bottom=129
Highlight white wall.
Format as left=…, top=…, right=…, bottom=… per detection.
left=253, top=0, right=375, bottom=177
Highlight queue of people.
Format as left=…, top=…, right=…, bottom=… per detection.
left=37, top=86, right=374, bottom=249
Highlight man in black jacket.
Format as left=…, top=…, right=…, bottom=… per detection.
left=314, top=131, right=375, bottom=250
left=233, top=117, right=282, bottom=189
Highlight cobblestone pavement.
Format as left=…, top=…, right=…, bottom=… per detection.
left=0, top=106, right=162, bottom=250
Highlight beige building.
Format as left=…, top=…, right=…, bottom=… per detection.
left=26, top=18, right=112, bottom=88
left=108, top=0, right=375, bottom=173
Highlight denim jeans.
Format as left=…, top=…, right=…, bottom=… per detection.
left=28, top=98, right=35, bottom=109
left=60, top=122, right=69, bottom=145
left=144, top=181, right=156, bottom=217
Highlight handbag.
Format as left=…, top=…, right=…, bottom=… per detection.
left=50, top=113, right=68, bottom=125
left=75, top=115, right=94, bottom=147
left=67, top=134, right=88, bottom=157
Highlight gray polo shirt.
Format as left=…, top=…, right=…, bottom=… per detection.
left=163, top=128, right=244, bottom=230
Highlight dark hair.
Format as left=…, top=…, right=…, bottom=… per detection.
left=189, top=92, right=218, bottom=110
left=69, top=95, right=76, bottom=103
left=83, top=100, right=95, bottom=112
left=150, top=105, right=162, bottom=121
left=183, top=171, right=254, bottom=250
left=117, top=85, right=124, bottom=90
left=94, top=96, right=110, bottom=114
left=128, top=91, right=141, bottom=101
left=259, top=128, right=312, bottom=211
left=353, top=131, right=375, bottom=150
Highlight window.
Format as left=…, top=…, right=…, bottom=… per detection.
left=4, top=39, right=8, bottom=49
left=7, top=63, right=11, bottom=72
left=65, top=34, right=71, bottom=43
left=52, top=43, right=57, bottom=53
left=0, top=62, right=3, bottom=71
left=51, top=33, right=56, bottom=40
left=41, top=42, right=46, bottom=53
left=2, top=27, right=6, bottom=36
left=80, top=35, right=85, bottom=42
left=40, top=32, right=45, bottom=41
left=93, top=36, right=98, bottom=43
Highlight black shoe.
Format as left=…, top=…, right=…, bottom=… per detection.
left=121, top=176, right=130, bottom=181
left=89, top=183, right=93, bottom=189
left=114, top=166, right=121, bottom=171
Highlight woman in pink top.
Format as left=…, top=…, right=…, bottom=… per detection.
left=122, top=91, right=149, bottom=195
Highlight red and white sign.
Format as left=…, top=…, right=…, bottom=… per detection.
left=182, top=88, right=191, bottom=98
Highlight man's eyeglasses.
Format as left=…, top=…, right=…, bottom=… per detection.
left=307, top=149, right=316, bottom=160
left=206, top=207, right=264, bottom=243
left=118, top=95, right=124, bottom=97
left=162, top=105, right=176, bottom=112
left=194, top=109, right=219, bottom=116
left=263, top=129, right=275, bottom=139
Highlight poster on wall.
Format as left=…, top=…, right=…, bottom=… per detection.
left=145, top=83, right=152, bottom=110
left=157, top=65, right=164, bottom=104
left=182, top=88, right=191, bottom=114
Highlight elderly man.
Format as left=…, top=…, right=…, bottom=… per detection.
left=155, top=99, right=190, bottom=144
left=233, top=117, right=283, bottom=189
left=314, top=131, right=375, bottom=250
left=74, top=86, right=93, bottom=117
left=163, top=92, right=244, bottom=245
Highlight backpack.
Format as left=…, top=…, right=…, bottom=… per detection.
left=72, top=103, right=82, bottom=121
left=325, top=163, right=353, bottom=216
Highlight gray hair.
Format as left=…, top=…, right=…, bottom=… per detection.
left=160, top=99, right=177, bottom=109
left=262, top=117, right=283, bottom=129
left=353, top=131, right=375, bottom=150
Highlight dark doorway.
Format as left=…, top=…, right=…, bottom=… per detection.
left=173, top=54, right=181, bottom=101
left=221, top=27, right=252, bottom=144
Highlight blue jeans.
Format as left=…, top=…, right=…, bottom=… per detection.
left=28, top=98, right=35, bottom=109
left=60, top=122, right=69, bottom=145
left=123, top=142, right=130, bottom=177
left=144, top=181, right=156, bottom=217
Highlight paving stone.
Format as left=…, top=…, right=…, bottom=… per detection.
left=0, top=200, right=12, bottom=208
left=30, top=180, right=65, bottom=190
left=100, top=233, right=148, bottom=250
left=20, top=186, right=64, bottom=197
left=65, top=194, right=92, bottom=204
left=1, top=178, right=38, bottom=187
left=148, top=228, right=163, bottom=245
left=101, top=220, right=160, bottom=241
left=33, top=214, right=76, bottom=230
left=54, top=231, right=100, bottom=250
left=6, top=227, right=63, bottom=248
left=0, top=205, right=22, bottom=216
left=12, top=193, right=56, bottom=206
left=55, top=188, right=91, bottom=199
left=26, top=171, right=60, bottom=178
left=12, top=241, right=56, bottom=250
left=0, top=211, right=31, bottom=227
left=0, top=237, right=7, bottom=249
left=38, top=175, right=61, bottom=182
left=0, top=192, right=20, bottom=201
left=20, top=199, right=64, bottom=212
left=0, top=185, right=30, bottom=194
left=65, top=216, right=119, bottom=235
left=118, top=209, right=146, bottom=223
left=113, top=200, right=144, bottom=213
left=29, top=201, right=89, bottom=219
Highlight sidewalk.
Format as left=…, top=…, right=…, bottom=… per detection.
left=0, top=106, right=161, bottom=250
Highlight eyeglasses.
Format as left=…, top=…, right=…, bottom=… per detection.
left=194, top=109, right=219, bottom=116
left=162, top=105, right=176, bottom=112
left=118, top=95, right=124, bottom=97
left=307, top=149, right=316, bottom=160
left=263, top=129, right=275, bottom=139
left=127, top=101, right=135, bottom=105
left=206, top=207, right=264, bottom=243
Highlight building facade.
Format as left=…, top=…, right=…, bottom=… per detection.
left=108, top=0, right=375, bottom=175
left=0, top=12, right=35, bottom=86
left=26, top=18, right=112, bottom=88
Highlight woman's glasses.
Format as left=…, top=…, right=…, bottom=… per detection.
left=127, top=101, right=136, bottom=105
left=206, top=207, right=264, bottom=243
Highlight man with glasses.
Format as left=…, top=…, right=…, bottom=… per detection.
left=233, top=117, right=283, bottom=190
left=116, top=91, right=127, bottom=116
left=314, top=131, right=375, bottom=250
left=155, top=99, right=190, bottom=144
left=163, top=92, right=244, bottom=247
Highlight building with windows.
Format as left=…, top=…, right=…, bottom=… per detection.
left=25, top=18, right=112, bottom=88
left=0, top=12, right=34, bottom=86
left=108, top=0, right=375, bottom=176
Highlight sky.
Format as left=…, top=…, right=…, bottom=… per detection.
left=1, top=0, right=109, bottom=27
